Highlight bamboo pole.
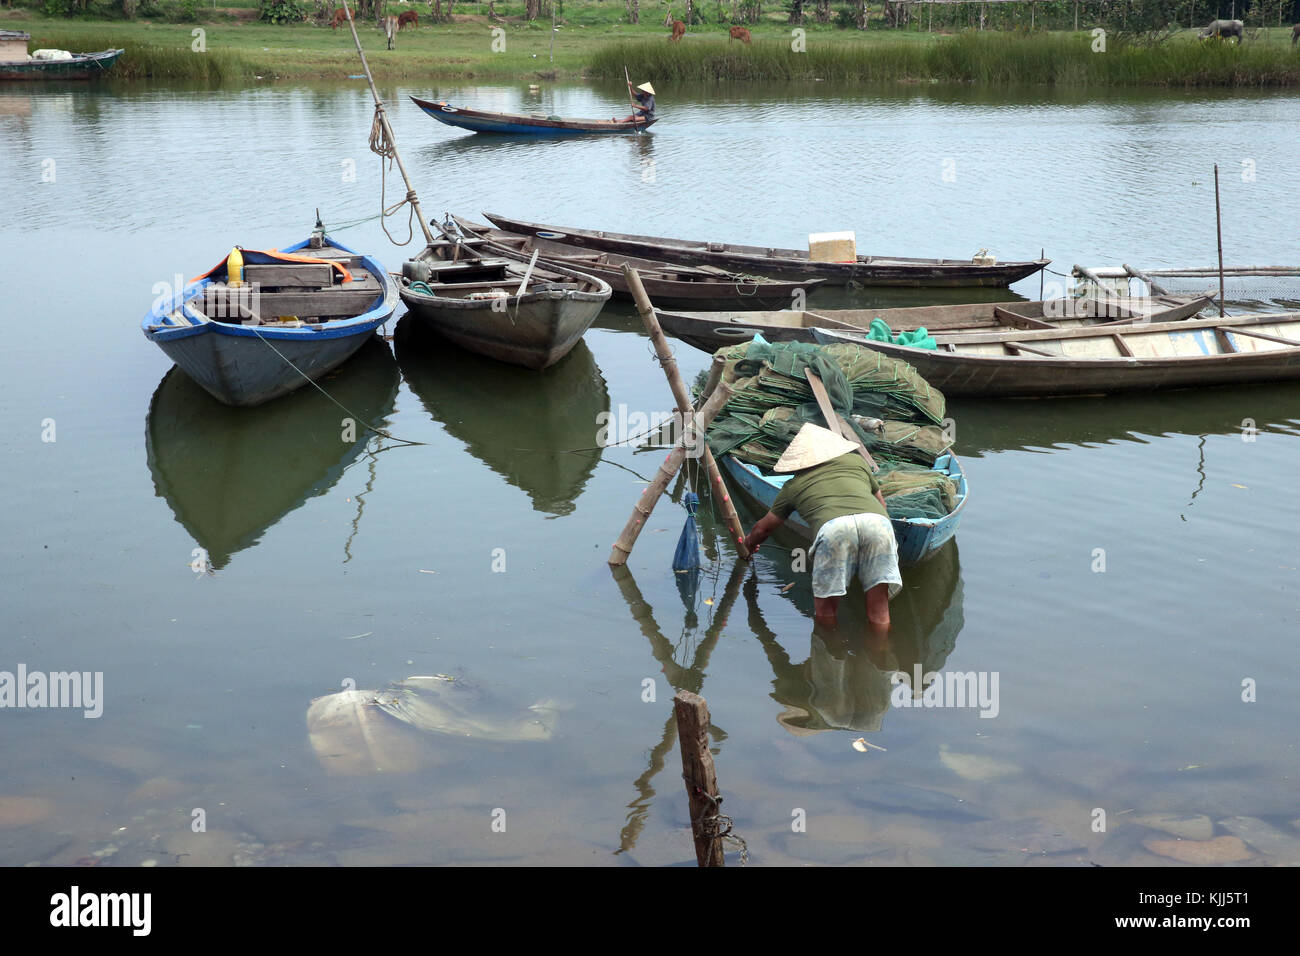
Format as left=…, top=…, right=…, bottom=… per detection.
left=674, top=690, right=724, bottom=867
left=620, top=264, right=750, bottom=561
left=1121, top=263, right=1171, bottom=297
left=341, top=0, right=434, bottom=246
left=607, top=380, right=735, bottom=566
left=1214, top=163, right=1226, bottom=317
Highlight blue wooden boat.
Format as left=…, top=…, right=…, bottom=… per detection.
left=141, top=228, right=398, bottom=407
left=721, top=453, right=968, bottom=568
left=409, top=96, right=655, bottom=136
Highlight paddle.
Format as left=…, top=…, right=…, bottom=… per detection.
left=805, top=370, right=878, bottom=472
left=516, top=248, right=541, bottom=296
left=624, top=66, right=642, bottom=135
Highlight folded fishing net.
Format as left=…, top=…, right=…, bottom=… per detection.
left=704, top=339, right=956, bottom=520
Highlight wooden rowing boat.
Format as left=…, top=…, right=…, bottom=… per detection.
left=722, top=453, right=969, bottom=568
left=0, top=32, right=122, bottom=81
left=409, top=96, right=655, bottom=136
left=141, top=228, right=398, bottom=407
left=483, top=212, right=1050, bottom=288
left=398, top=234, right=611, bottom=369
left=445, top=215, right=825, bottom=311
left=657, top=292, right=1215, bottom=354
left=811, top=311, right=1300, bottom=397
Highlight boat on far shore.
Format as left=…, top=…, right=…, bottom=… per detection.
left=0, top=31, right=122, bottom=81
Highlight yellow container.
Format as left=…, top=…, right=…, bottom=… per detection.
left=227, top=247, right=244, bottom=287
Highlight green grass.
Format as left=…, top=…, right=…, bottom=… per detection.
left=6, top=6, right=1300, bottom=85
left=591, top=29, right=1300, bottom=86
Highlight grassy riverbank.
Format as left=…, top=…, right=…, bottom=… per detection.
left=5, top=8, right=1300, bottom=85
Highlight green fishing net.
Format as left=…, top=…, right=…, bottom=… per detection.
left=704, top=340, right=956, bottom=520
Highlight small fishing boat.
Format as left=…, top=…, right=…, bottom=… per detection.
left=141, top=224, right=399, bottom=407
left=483, top=213, right=1049, bottom=288
left=398, top=231, right=611, bottom=369
left=445, top=215, right=825, bottom=311
left=811, top=311, right=1300, bottom=398
left=722, top=453, right=969, bottom=568
left=409, top=96, right=655, bottom=136
left=657, top=292, right=1215, bottom=353
left=0, top=32, right=123, bottom=81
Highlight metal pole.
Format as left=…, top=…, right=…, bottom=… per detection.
left=1214, top=163, right=1226, bottom=317
left=341, top=0, right=435, bottom=246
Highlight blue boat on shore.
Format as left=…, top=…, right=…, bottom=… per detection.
left=141, top=228, right=398, bottom=407
left=721, top=452, right=969, bottom=567
left=410, top=95, right=655, bottom=136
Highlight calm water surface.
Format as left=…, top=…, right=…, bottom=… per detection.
left=1, top=79, right=1297, bottom=866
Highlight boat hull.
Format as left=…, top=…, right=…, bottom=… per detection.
left=0, top=49, right=123, bottom=80
left=411, top=96, right=655, bottom=136
left=485, top=213, right=1048, bottom=288
left=658, top=294, right=1213, bottom=354
left=399, top=289, right=606, bottom=370
left=722, top=454, right=968, bottom=568
left=812, top=313, right=1300, bottom=397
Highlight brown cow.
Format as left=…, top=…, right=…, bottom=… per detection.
left=398, top=9, right=418, bottom=30
left=669, top=20, right=685, bottom=42
left=729, top=25, right=752, bottom=44
left=330, top=7, right=351, bottom=28
left=1292, top=23, right=1299, bottom=46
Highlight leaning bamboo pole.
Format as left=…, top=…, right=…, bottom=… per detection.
left=342, top=0, right=434, bottom=247
left=607, top=380, right=735, bottom=566
left=620, top=264, right=751, bottom=562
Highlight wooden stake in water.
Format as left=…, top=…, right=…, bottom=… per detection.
left=1214, top=163, right=1225, bottom=317
left=341, top=0, right=434, bottom=246
left=674, top=690, right=725, bottom=867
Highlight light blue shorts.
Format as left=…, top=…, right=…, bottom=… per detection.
left=810, top=513, right=902, bottom=600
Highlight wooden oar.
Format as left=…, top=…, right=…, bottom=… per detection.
left=624, top=66, right=642, bottom=135
left=805, top=370, right=878, bottom=471
left=516, top=248, right=540, bottom=296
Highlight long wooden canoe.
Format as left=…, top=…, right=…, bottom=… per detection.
left=483, top=212, right=1049, bottom=288
left=398, top=235, right=611, bottom=369
left=658, top=292, right=1215, bottom=354
left=446, top=215, right=824, bottom=311
left=811, top=311, right=1300, bottom=397
left=722, top=453, right=968, bottom=568
left=142, top=232, right=398, bottom=407
left=410, top=96, right=655, bottom=136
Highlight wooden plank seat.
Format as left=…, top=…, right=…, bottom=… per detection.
left=242, top=263, right=336, bottom=288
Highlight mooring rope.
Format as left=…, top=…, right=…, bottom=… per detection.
left=682, top=773, right=748, bottom=866
left=247, top=326, right=425, bottom=446
left=370, top=104, right=416, bottom=247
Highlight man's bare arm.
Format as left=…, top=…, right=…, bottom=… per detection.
left=742, top=511, right=784, bottom=558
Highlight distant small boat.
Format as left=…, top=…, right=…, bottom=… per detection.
left=722, top=453, right=969, bottom=568
left=409, top=96, right=655, bottom=136
left=446, top=215, right=825, bottom=311
left=398, top=229, right=611, bottom=369
left=142, top=227, right=398, bottom=407
left=811, top=311, right=1300, bottom=398
left=657, top=292, right=1215, bottom=353
left=484, top=212, right=1049, bottom=288
left=0, top=31, right=122, bottom=81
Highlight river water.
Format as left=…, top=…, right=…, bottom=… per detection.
left=1, top=78, right=1297, bottom=866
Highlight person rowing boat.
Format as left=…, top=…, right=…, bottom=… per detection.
left=741, top=424, right=901, bottom=633
left=623, top=81, right=655, bottom=124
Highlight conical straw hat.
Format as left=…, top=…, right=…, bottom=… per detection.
left=637, top=82, right=656, bottom=95
left=773, top=423, right=858, bottom=473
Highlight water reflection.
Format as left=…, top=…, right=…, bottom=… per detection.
left=954, top=381, right=1300, bottom=457
left=394, top=316, right=608, bottom=516
left=145, top=336, right=400, bottom=568
left=745, top=541, right=963, bottom=736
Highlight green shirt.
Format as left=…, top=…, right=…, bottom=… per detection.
left=771, top=453, right=885, bottom=540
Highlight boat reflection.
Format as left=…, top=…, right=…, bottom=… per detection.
left=145, top=336, right=400, bottom=569
left=954, top=380, right=1300, bottom=458
left=394, top=316, right=609, bottom=516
